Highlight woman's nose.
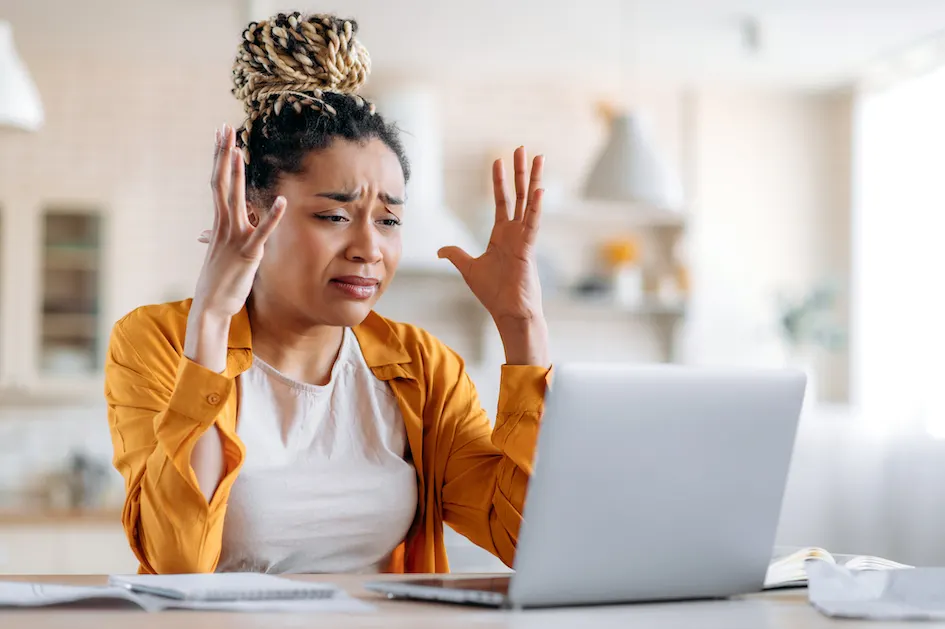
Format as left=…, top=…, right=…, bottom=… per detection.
left=345, top=220, right=382, bottom=263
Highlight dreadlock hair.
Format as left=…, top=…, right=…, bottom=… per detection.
left=231, top=12, right=410, bottom=206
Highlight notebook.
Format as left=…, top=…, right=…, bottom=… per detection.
left=765, top=546, right=913, bottom=589
left=108, top=573, right=338, bottom=602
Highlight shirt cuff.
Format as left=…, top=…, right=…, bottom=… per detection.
left=497, top=365, right=551, bottom=414
left=165, top=357, right=235, bottom=427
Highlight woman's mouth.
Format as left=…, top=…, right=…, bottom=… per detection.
left=330, top=276, right=380, bottom=300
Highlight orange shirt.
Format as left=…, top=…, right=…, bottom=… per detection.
left=104, top=299, right=549, bottom=574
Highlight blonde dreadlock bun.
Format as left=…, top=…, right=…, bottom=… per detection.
left=232, top=12, right=374, bottom=161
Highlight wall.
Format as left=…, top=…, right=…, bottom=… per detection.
left=680, top=88, right=852, bottom=401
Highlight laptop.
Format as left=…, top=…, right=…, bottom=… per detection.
left=364, top=363, right=806, bottom=609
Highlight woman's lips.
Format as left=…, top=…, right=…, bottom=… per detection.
left=330, top=276, right=379, bottom=300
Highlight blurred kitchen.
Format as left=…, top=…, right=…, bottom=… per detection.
left=2, top=0, right=945, bottom=574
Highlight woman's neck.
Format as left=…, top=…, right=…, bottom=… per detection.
left=247, top=293, right=345, bottom=386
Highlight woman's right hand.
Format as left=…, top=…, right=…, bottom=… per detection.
left=183, top=124, right=285, bottom=374
left=192, top=123, right=286, bottom=319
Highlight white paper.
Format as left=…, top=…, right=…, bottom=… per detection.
left=0, top=581, right=373, bottom=613
left=806, top=560, right=945, bottom=620
left=0, top=582, right=145, bottom=608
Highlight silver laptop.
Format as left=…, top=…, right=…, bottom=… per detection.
left=365, top=363, right=805, bottom=609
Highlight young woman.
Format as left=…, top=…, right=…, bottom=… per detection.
left=104, top=12, right=551, bottom=575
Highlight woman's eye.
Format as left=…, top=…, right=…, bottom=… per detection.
left=379, top=218, right=402, bottom=227
left=315, top=214, right=348, bottom=223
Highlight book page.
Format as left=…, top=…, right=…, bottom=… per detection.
left=764, top=547, right=836, bottom=589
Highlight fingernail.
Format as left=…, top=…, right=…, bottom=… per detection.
left=215, top=129, right=220, bottom=146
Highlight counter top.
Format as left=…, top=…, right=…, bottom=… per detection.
left=0, top=508, right=121, bottom=526
left=0, top=574, right=868, bottom=628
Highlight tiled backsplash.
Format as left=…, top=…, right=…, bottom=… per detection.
left=0, top=403, right=123, bottom=508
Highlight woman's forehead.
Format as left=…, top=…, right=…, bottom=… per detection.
left=296, top=138, right=406, bottom=192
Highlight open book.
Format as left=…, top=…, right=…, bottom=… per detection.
left=765, top=547, right=913, bottom=589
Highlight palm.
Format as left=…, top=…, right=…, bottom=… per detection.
left=439, top=147, right=545, bottom=323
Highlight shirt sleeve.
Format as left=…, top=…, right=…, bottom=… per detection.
left=105, top=316, right=245, bottom=574
left=438, top=359, right=549, bottom=568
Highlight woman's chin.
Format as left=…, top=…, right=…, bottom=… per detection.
left=316, top=300, right=376, bottom=327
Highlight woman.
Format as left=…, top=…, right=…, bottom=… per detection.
left=105, top=12, right=551, bottom=575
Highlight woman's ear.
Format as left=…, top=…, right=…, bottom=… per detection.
left=246, top=203, right=260, bottom=227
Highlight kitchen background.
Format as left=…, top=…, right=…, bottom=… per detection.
left=1, top=0, right=945, bottom=574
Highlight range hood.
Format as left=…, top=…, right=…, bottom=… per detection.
left=0, top=21, right=44, bottom=131
left=370, top=86, right=480, bottom=274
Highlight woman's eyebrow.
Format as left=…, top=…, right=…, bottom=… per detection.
left=314, top=190, right=404, bottom=205
left=315, top=191, right=359, bottom=202
left=380, top=192, right=404, bottom=205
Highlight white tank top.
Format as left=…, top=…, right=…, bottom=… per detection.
left=217, top=328, right=418, bottom=574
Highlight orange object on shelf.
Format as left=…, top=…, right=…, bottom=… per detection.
left=600, top=236, right=641, bottom=269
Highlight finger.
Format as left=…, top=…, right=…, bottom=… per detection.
left=244, top=195, right=287, bottom=252
left=437, top=246, right=474, bottom=278
left=212, top=124, right=233, bottom=234
left=210, top=126, right=226, bottom=234
left=221, top=125, right=237, bottom=230
left=492, top=159, right=510, bottom=223
left=513, top=146, right=527, bottom=221
left=228, top=146, right=249, bottom=230
left=526, top=154, right=544, bottom=216
left=523, top=188, right=544, bottom=247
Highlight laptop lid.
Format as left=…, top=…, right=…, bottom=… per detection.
left=508, top=364, right=805, bottom=608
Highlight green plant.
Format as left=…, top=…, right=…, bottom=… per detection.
left=776, top=281, right=847, bottom=352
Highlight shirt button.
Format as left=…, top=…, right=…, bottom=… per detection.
left=206, top=393, right=222, bottom=405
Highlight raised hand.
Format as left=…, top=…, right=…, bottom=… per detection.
left=192, top=124, right=286, bottom=319
left=438, top=147, right=549, bottom=366
left=438, top=146, right=545, bottom=325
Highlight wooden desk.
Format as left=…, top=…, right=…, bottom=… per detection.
left=0, top=574, right=929, bottom=628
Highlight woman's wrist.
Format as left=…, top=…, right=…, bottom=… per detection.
left=496, top=316, right=550, bottom=367
left=184, top=306, right=232, bottom=374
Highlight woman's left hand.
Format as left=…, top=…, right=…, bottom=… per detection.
left=438, top=147, right=549, bottom=366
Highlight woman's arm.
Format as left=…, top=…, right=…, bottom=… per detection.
left=437, top=352, right=550, bottom=567
left=105, top=124, right=286, bottom=574
left=105, top=309, right=245, bottom=574
left=435, top=146, right=551, bottom=565
left=183, top=308, right=232, bottom=502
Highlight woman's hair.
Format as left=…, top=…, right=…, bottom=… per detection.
left=231, top=12, right=410, bottom=205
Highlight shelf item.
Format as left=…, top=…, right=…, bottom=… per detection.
left=582, top=108, right=685, bottom=211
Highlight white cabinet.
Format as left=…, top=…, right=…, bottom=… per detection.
left=0, top=204, right=109, bottom=404
left=0, top=522, right=137, bottom=575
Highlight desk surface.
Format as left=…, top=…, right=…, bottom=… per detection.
left=0, top=574, right=932, bottom=628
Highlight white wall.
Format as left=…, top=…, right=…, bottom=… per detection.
left=680, top=89, right=852, bottom=401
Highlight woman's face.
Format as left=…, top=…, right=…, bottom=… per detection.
left=251, top=137, right=405, bottom=328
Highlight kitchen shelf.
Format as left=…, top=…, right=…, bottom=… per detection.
left=544, top=296, right=686, bottom=318
left=43, top=246, right=100, bottom=271
left=544, top=198, right=686, bottom=229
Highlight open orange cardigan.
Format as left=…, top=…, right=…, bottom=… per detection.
left=104, top=299, right=549, bottom=575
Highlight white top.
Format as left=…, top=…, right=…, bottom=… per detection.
left=217, top=328, right=418, bottom=574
